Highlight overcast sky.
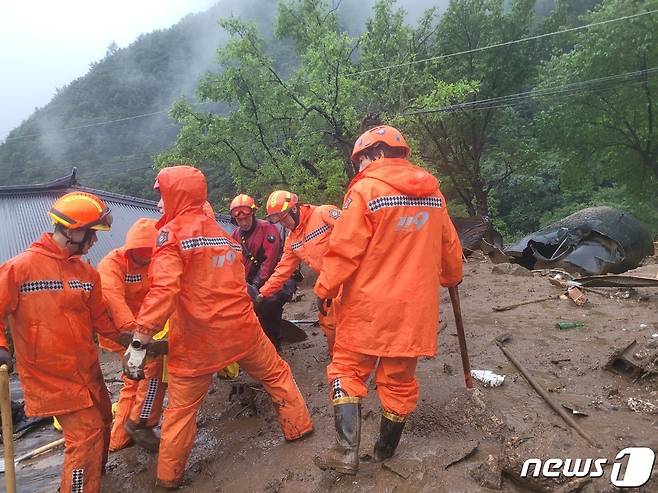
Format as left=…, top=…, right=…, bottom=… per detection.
left=0, top=0, right=217, bottom=142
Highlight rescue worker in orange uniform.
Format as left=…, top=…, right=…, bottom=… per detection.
left=230, top=194, right=297, bottom=348
left=314, top=125, right=463, bottom=474
left=97, top=218, right=166, bottom=453
left=124, top=165, right=313, bottom=489
left=0, top=191, right=126, bottom=493
left=254, top=190, right=342, bottom=355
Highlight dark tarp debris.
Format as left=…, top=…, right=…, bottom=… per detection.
left=573, top=275, right=658, bottom=288
left=451, top=216, right=503, bottom=257
left=504, top=207, right=654, bottom=275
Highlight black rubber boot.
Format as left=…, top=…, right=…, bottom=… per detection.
left=314, top=400, right=361, bottom=475
left=124, top=420, right=160, bottom=453
left=373, top=412, right=406, bottom=462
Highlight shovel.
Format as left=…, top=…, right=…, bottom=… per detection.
left=279, top=319, right=308, bottom=343
left=0, top=364, right=16, bottom=491
left=0, top=437, right=65, bottom=473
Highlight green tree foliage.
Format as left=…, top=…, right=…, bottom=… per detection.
left=0, top=0, right=275, bottom=199
left=160, top=0, right=469, bottom=207
left=397, top=0, right=539, bottom=217
left=536, top=0, right=658, bottom=233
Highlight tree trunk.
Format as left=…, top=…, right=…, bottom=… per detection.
left=642, top=153, right=658, bottom=179
left=473, top=178, right=489, bottom=218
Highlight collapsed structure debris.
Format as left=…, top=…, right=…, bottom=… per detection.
left=452, top=216, right=503, bottom=258
left=605, top=339, right=658, bottom=381
left=502, top=207, right=654, bottom=275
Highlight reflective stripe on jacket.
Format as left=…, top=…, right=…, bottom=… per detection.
left=315, top=158, right=463, bottom=357
left=0, top=233, right=120, bottom=416
left=136, top=166, right=262, bottom=377
left=260, top=204, right=341, bottom=297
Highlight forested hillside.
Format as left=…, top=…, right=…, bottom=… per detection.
left=0, top=0, right=279, bottom=199
left=1, top=0, right=656, bottom=239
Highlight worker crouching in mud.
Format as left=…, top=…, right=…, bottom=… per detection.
left=314, top=125, right=463, bottom=474
left=124, top=165, right=313, bottom=490
left=0, top=192, right=128, bottom=493
left=97, top=218, right=167, bottom=453
left=230, top=194, right=297, bottom=350
left=253, top=190, right=342, bottom=356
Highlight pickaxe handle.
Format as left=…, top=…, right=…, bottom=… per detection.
left=0, top=365, right=16, bottom=492
left=448, top=286, right=474, bottom=389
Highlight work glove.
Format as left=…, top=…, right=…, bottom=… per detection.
left=0, top=347, right=13, bottom=372
left=217, top=362, right=240, bottom=380
left=146, top=339, right=169, bottom=357
left=317, top=297, right=332, bottom=316
left=122, top=340, right=148, bottom=380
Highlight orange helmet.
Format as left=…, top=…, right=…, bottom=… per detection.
left=266, top=190, right=298, bottom=217
left=229, top=194, right=258, bottom=215
left=351, top=125, right=409, bottom=163
left=49, top=191, right=112, bottom=231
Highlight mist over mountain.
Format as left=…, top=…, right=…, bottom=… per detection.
left=0, top=0, right=451, bottom=197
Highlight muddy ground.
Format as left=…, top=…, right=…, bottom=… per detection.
left=8, top=255, right=658, bottom=493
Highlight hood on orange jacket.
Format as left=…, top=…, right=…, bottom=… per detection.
left=202, top=201, right=216, bottom=220
left=125, top=218, right=158, bottom=252
left=349, top=158, right=438, bottom=197
left=156, top=166, right=207, bottom=227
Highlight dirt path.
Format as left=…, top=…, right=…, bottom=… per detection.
left=11, top=256, right=658, bottom=492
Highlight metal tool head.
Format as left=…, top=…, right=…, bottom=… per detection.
left=495, top=333, right=512, bottom=345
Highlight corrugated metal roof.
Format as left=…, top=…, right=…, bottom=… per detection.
left=0, top=170, right=234, bottom=266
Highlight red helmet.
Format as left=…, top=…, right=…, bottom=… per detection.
left=266, top=190, right=298, bottom=217
left=49, top=192, right=112, bottom=231
left=229, top=194, right=258, bottom=217
left=351, top=125, right=409, bottom=163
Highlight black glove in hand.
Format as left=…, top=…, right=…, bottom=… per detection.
left=0, top=347, right=12, bottom=372
left=247, top=284, right=264, bottom=304
left=122, top=340, right=148, bottom=380
left=317, top=297, right=332, bottom=316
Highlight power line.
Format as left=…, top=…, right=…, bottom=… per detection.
left=402, top=68, right=658, bottom=116
left=346, top=9, right=658, bottom=78
left=3, top=8, right=656, bottom=143
left=3, top=110, right=170, bottom=142
left=3, top=67, right=654, bottom=182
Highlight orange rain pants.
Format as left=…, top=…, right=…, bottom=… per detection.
left=55, top=378, right=112, bottom=493
left=109, top=357, right=166, bottom=451
left=318, top=301, right=336, bottom=356
left=157, top=329, right=312, bottom=485
left=327, top=344, right=419, bottom=417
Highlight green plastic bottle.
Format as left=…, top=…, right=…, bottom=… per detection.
left=555, top=321, right=585, bottom=330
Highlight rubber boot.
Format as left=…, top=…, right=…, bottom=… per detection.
left=372, top=412, right=406, bottom=462
left=314, top=400, right=361, bottom=475
left=155, top=478, right=181, bottom=491
left=124, top=420, right=160, bottom=453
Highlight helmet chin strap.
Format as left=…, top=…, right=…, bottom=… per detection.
left=63, top=229, right=95, bottom=255
left=289, top=207, right=301, bottom=229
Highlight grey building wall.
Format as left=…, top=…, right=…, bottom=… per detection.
left=0, top=173, right=234, bottom=266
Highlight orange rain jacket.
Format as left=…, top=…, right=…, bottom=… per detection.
left=136, top=166, right=262, bottom=377
left=259, top=204, right=341, bottom=298
left=0, top=233, right=121, bottom=416
left=97, top=218, right=158, bottom=352
left=315, top=157, right=463, bottom=358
